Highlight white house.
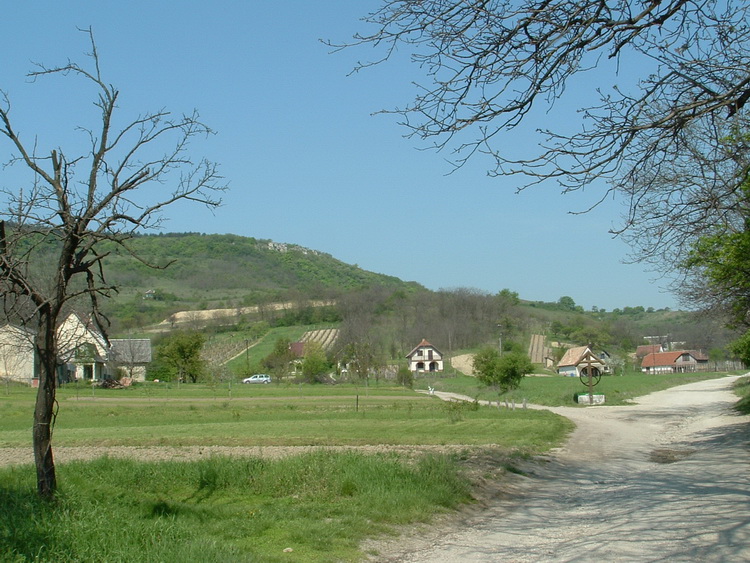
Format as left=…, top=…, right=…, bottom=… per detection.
left=0, top=324, right=37, bottom=384
left=57, top=313, right=111, bottom=382
left=406, top=339, right=444, bottom=373
left=641, top=350, right=709, bottom=374
left=557, top=345, right=608, bottom=377
left=0, top=313, right=152, bottom=385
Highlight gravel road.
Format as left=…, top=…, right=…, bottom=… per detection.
left=374, top=376, right=750, bottom=562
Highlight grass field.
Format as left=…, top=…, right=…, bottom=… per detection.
left=420, top=370, right=737, bottom=406
left=1, top=373, right=744, bottom=561
left=0, top=382, right=569, bottom=450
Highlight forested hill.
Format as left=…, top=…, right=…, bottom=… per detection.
left=102, top=232, right=423, bottom=307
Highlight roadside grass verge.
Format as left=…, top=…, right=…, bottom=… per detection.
left=733, top=375, right=750, bottom=414
left=0, top=451, right=473, bottom=562
left=421, top=371, right=733, bottom=406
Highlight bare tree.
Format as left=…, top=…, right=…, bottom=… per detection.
left=0, top=30, right=225, bottom=498
left=336, top=1, right=750, bottom=243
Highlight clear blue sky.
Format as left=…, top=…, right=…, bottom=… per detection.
left=0, top=1, right=678, bottom=311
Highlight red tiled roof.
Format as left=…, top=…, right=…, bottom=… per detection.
left=641, top=350, right=695, bottom=368
left=636, top=344, right=662, bottom=358
left=289, top=341, right=305, bottom=357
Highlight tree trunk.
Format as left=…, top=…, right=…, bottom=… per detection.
left=33, top=313, right=58, bottom=499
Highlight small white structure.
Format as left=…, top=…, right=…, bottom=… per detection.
left=406, top=339, right=444, bottom=373
left=557, top=345, right=607, bottom=377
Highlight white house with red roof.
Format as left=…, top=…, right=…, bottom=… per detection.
left=406, top=339, right=444, bottom=373
left=641, top=350, right=709, bottom=373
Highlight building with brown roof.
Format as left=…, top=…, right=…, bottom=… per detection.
left=641, top=350, right=709, bottom=374
left=557, top=345, right=608, bottom=377
left=406, top=339, right=444, bottom=373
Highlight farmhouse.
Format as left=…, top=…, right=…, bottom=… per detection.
left=641, top=350, right=709, bottom=374
left=557, top=345, right=608, bottom=377
left=57, top=313, right=111, bottom=382
left=0, top=313, right=152, bottom=385
left=406, top=339, right=444, bottom=373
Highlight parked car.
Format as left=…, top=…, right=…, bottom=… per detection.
left=242, top=374, right=271, bottom=384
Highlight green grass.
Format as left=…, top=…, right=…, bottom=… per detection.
left=0, top=451, right=472, bottom=562
left=0, top=384, right=570, bottom=451
left=2, top=372, right=741, bottom=561
left=419, top=370, right=736, bottom=406
left=733, top=375, right=750, bottom=414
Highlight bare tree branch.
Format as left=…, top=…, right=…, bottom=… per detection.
left=0, top=29, right=227, bottom=498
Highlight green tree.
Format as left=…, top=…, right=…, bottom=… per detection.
left=681, top=202, right=750, bottom=330
left=557, top=296, right=580, bottom=312
left=158, top=332, right=206, bottom=383
left=730, top=332, right=750, bottom=366
left=262, top=337, right=294, bottom=379
left=396, top=365, right=414, bottom=388
left=472, top=347, right=533, bottom=395
left=301, top=341, right=330, bottom=383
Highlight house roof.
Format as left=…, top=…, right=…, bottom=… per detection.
left=641, top=350, right=696, bottom=368
left=558, top=346, right=605, bottom=368
left=109, top=339, right=152, bottom=363
left=57, top=312, right=109, bottom=361
left=406, top=339, right=443, bottom=359
left=636, top=344, right=662, bottom=358
left=689, top=349, right=709, bottom=361
left=289, top=341, right=305, bottom=357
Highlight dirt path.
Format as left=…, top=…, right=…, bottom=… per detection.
left=375, top=376, right=750, bottom=562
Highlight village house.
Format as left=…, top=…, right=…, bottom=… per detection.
left=641, top=350, right=710, bottom=374
left=406, top=339, right=444, bottom=373
left=0, top=313, right=152, bottom=385
left=57, top=313, right=110, bottom=382
left=109, top=339, right=153, bottom=381
left=557, top=345, right=608, bottom=378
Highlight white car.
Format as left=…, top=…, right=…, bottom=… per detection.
left=242, top=374, right=271, bottom=384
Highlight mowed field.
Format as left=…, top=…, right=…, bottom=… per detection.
left=0, top=382, right=569, bottom=453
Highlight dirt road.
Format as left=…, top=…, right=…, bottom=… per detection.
left=377, top=376, right=750, bottom=562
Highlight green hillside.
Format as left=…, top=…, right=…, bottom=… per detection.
left=15, top=229, right=729, bottom=367
left=97, top=232, right=424, bottom=328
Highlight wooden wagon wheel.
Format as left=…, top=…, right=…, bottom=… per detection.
left=579, top=366, right=602, bottom=387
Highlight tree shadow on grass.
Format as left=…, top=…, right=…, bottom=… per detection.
left=0, top=485, right=70, bottom=560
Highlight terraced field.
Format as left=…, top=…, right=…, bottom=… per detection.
left=300, top=328, right=339, bottom=350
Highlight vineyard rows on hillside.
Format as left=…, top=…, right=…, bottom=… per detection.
left=300, top=328, right=339, bottom=351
